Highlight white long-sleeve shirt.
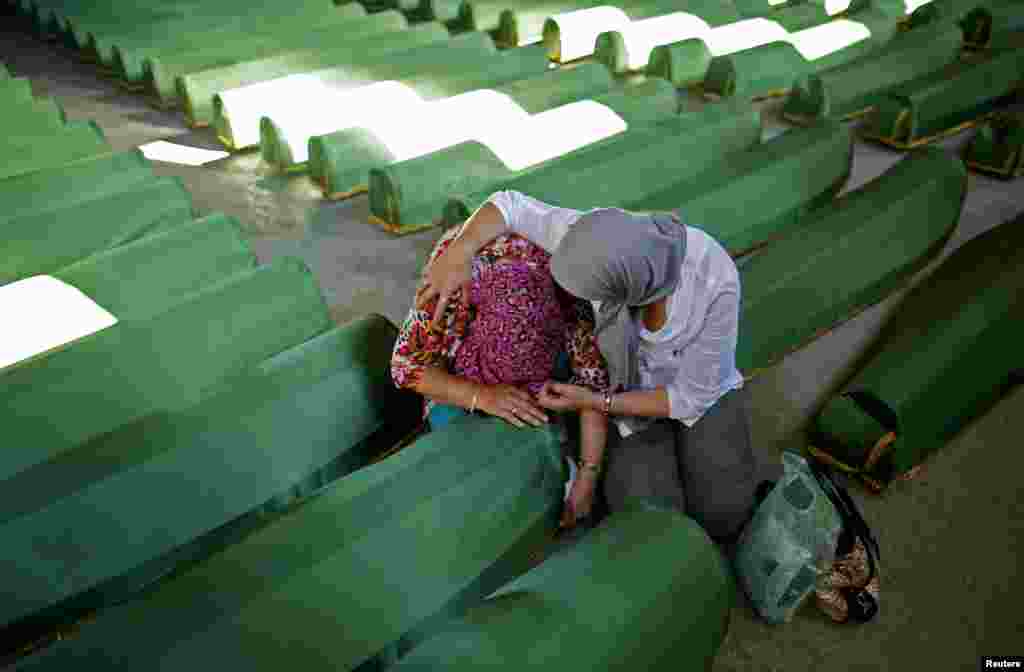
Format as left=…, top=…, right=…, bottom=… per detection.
left=487, top=190, right=744, bottom=436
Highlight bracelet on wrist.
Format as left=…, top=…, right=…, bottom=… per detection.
left=469, top=390, right=479, bottom=414
left=602, top=390, right=613, bottom=416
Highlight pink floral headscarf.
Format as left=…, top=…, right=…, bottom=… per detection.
left=453, top=259, right=567, bottom=395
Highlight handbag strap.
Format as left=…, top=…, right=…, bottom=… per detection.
left=807, top=458, right=881, bottom=583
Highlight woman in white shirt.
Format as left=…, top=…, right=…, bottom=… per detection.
left=420, top=191, right=778, bottom=543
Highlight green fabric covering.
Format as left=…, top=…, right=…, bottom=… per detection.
left=0, top=62, right=9, bottom=79
left=864, top=47, right=1024, bottom=147
left=368, top=79, right=679, bottom=235
left=16, top=415, right=565, bottom=672
left=782, top=24, right=963, bottom=123
left=766, top=2, right=834, bottom=31
left=309, top=62, right=616, bottom=197
left=964, top=111, right=1024, bottom=177
left=536, top=0, right=740, bottom=60
left=177, top=11, right=413, bottom=126
left=0, top=151, right=154, bottom=223
left=0, top=76, right=34, bottom=106
left=394, top=505, right=733, bottom=671
left=259, top=45, right=550, bottom=171
left=0, top=315, right=420, bottom=633
left=646, top=37, right=714, bottom=87
left=0, top=177, right=195, bottom=286
left=458, top=0, right=548, bottom=33
left=813, top=217, right=1024, bottom=485
left=737, top=147, right=966, bottom=376
left=902, top=0, right=991, bottom=30
left=961, top=0, right=1024, bottom=45
left=704, top=10, right=901, bottom=98
left=52, top=213, right=258, bottom=319
left=0, top=120, right=109, bottom=181
left=627, top=120, right=852, bottom=255
left=443, top=101, right=761, bottom=224
left=422, top=0, right=463, bottom=22
left=213, top=32, right=494, bottom=151
left=7, top=96, right=67, bottom=138
left=0, top=257, right=331, bottom=483
left=140, top=5, right=372, bottom=102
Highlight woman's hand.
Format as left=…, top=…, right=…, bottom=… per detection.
left=416, top=240, right=474, bottom=330
left=476, top=384, right=549, bottom=428
left=537, top=382, right=601, bottom=413
left=561, top=469, right=598, bottom=528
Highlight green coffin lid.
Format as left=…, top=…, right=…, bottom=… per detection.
left=0, top=151, right=154, bottom=223
left=6, top=97, right=68, bottom=136
left=259, top=44, right=550, bottom=171
left=0, top=257, right=331, bottom=484
left=443, top=100, right=760, bottom=224
left=864, top=47, right=1024, bottom=148
left=0, top=120, right=109, bottom=181
left=0, top=62, right=9, bottom=79
left=0, top=315, right=420, bottom=634
left=16, top=415, right=564, bottom=672
left=0, top=77, right=35, bottom=106
left=52, top=212, right=257, bottom=319
left=736, top=147, right=966, bottom=376
left=0, top=176, right=195, bottom=285
left=782, top=23, right=964, bottom=123
left=178, top=11, right=412, bottom=126
left=368, top=78, right=679, bottom=235
left=308, top=62, right=616, bottom=196
left=213, top=31, right=492, bottom=152
left=394, top=506, right=733, bottom=671
left=814, top=216, right=1024, bottom=481
left=964, top=111, right=1024, bottom=177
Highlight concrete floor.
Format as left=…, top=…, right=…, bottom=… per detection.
left=3, top=12, right=1023, bottom=671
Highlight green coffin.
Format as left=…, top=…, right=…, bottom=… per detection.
left=259, top=45, right=550, bottom=171
left=0, top=177, right=195, bottom=286
left=0, top=76, right=34, bottom=106
left=813, top=217, right=1024, bottom=489
left=618, top=120, right=852, bottom=256
left=0, top=151, right=154, bottom=223
left=964, top=111, right=1024, bottom=178
left=736, top=147, right=966, bottom=377
left=443, top=100, right=761, bottom=224
left=863, top=47, right=1024, bottom=148
left=0, top=62, right=9, bottom=79
left=178, top=11, right=412, bottom=126
left=0, top=315, right=420, bottom=634
left=961, top=0, right=1024, bottom=46
left=15, top=415, right=565, bottom=672
left=0, top=120, right=109, bottom=181
left=7, top=97, right=67, bottom=136
left=52, top=213, right=258, bottom=319
left=782, top=23, right=963, bottom=123
left=703, top=10, right=901, bottom=98
left=309, top=62, right=617, bottom=198
left=394, top=506, right=733, bottom=671
left=213, top=31, right=493, bottom=152
left=368, top=79, right=679, bottom=235
left=0, top=257, right=331, bottom=484
left=420, top=0, right=464, bottom=22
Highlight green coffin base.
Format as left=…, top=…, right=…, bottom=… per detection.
left=782, top=24, right=964, bottom=123
left=0, top=176, right=195, bottom=286
left=368, top=79, right=679, bottom=236
left=308, top=62, right=616, bottom=197
left=813, top=216, right=1024, bottom=487
left=15, top=415, right=565, bottom=672
left=443, top=100, right=761, bottom=224
left=863, top=47, right=1024, bottom=148
left=0, top=315, right=420, bottom=636
left=0, top=120, right=109, bottom=181
left=0, top=257, right=331, bottom=485
left=964, top=111, right=1024, bottom=177
left=0, top=150, right=154, bottom=223
left=394, top=506, right=733, bottom=671
left=737, top=147, right=966, bottom=377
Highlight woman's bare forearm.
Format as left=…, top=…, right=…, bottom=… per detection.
left=451, top=202, right=508, bottom=258
left=412, top=366, right=481, bottom=410
left=578, top=408, right=608, bottom=466
left=581, top=387, right=671, bottom=418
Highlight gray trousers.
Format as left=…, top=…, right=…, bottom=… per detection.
left=603, top=387, right=779, bottom=543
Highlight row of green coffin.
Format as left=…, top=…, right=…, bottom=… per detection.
left=309, top=62, right=622, bottom=197
left=211, top=30, right=498, bottom=152
left=964, top=111, right=1024, bottom=177
left=906, top=0, right=1024, bottom=45
left=12, top=416, right=732, bottom=672
left=364, top=78, right=679, bottom=234
left=0, top=119, right=109, bottom=181
left=813, top=216, right=1024, bottom=488
left=259, top=43, right=552, bottom=171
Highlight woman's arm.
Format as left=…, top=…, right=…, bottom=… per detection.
left=412, top=366, right=548, bottom=428
left=538, top=383, right=672, bottom=418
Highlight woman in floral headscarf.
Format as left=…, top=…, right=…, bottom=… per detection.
left=391, top=224, right=610, bottom=527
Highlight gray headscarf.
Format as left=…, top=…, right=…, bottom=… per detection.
left=549, top=208, right=686, bottom=393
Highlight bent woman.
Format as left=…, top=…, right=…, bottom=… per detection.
left=419, top=191, right=780, bottom=544
left=391, top=224, right=610, bottom=527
